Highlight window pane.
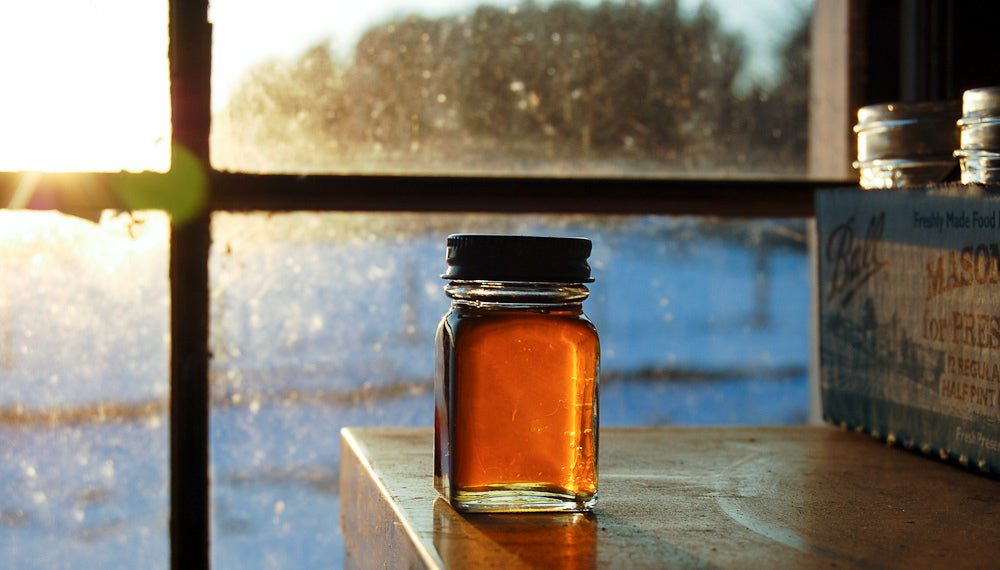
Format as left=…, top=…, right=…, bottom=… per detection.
left=209, top=211, right=811, bottom=566
left=210, top=0, right=812, bottom=177
left=0, top=2, right=170, bottom=172
left=0, top=210, right=170, bottom=567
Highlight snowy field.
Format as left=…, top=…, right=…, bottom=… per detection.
left=0, top=212, right=812, bottom=568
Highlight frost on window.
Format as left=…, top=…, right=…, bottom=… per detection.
left=210, top=0, right=811, bottom=176
left=0, top=210, right=170, bottom=568
left=208, top=211, right=810, bottom=566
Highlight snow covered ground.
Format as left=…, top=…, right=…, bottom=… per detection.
left=0, top=212, right=813, bottom=568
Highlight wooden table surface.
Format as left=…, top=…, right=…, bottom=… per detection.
left=340, top=426, right=1000, bottom=569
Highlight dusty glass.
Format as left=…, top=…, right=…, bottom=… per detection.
left=210, top=0, right=813, bottom=177
left=0, top=210, right=170, bottom=568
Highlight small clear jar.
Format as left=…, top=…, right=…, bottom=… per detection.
left=853, top=100, right=961, bottom=189
left=955, top=86, right=1000, bottom=185
left=434, top=234, right=599, bottom=513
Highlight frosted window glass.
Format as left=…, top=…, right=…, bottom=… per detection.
left=210, top=0, right=812, bottom=176
left=0, top=210, right=170, bottom=568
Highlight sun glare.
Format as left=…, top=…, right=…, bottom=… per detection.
left=0, top=209, right=169, bottom=274
left=0, top=2, right=171, bottom=173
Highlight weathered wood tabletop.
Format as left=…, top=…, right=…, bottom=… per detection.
left=340, top=426, right=1000, bottom=569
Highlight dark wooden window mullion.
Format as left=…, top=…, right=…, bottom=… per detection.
left=209, top=174, right=835, bottom=217
left=169, top=0, right=212, bottom=569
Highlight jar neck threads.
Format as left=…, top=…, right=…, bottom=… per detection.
left=445, top=280, right=589, bottom=309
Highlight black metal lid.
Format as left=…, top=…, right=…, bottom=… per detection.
left=442, top=234, right=593, bottom=282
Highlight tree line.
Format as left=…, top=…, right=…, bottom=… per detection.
left=212, top=0, right=809, bottom=175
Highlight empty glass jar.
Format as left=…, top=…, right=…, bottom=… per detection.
left=853, top=100, right=961, bottom=189
left=955, top=86, right=1000, bottom=185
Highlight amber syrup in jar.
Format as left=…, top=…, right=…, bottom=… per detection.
left=434, top=234, right=599, bottom=513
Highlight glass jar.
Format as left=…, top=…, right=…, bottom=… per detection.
left=955, top=86, right=1000, bottom=185
left=853, top=100, right=961, bottom=189
left=434, top=234, right=599, bottom=513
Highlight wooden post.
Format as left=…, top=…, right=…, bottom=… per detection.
left=168, top=0, right=212, bottom=568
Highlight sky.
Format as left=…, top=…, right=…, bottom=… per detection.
left=209, top=0, right=812, bottom=110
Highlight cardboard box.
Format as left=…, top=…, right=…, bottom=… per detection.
left=817, top=185, right=1000, bottom=473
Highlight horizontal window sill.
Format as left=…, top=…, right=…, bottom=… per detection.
left=341, top=425, right=1000, bottom=568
